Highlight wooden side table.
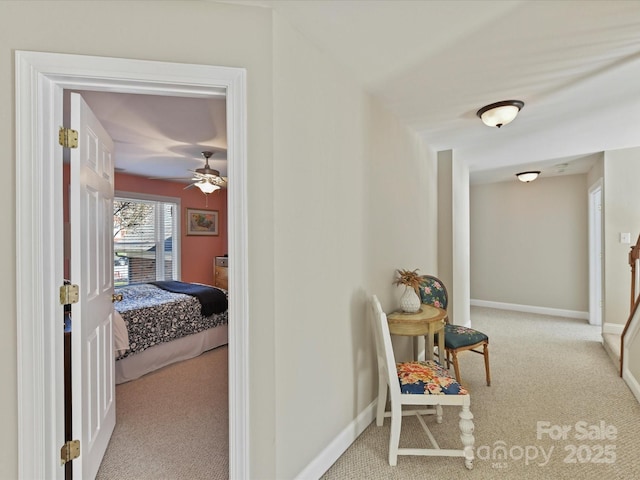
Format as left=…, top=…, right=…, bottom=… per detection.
left=387, top=304, right=447, bottom=362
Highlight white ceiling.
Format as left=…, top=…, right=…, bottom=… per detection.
left=86, top=1, right=640, bottom=185
left=80, top=91, right=228, bottom=180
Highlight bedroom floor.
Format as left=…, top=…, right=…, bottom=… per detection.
left=96, top=345, right=229, bottom=479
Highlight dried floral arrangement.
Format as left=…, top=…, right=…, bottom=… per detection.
left=393, top=268, right=422, bottom=292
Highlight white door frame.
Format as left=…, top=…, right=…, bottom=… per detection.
left=15, top=51, right=249, bottom=479
left=588, top=178, right=603, bottom=326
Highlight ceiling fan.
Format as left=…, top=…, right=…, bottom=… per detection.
left=185, top=151, right=227, bottom=194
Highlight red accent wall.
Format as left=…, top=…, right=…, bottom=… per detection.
left=115, top=172, right=228, bottom=285
left=63, top=164, right=227, bottom=285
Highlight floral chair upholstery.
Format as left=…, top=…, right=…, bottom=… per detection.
left=417, top=275, right=448, bottom=310
left=370, top=295, right=475, bottom=469
left=418, top=275, right=491, bottom=386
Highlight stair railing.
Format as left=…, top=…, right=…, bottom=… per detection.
left=621, top=234, right=640, bottom=376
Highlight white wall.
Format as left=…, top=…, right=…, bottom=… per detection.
left=272, top=15, right=368, bottom=477
left=1, top=2, right=440, bottom=478
left=628, top=326, right=640, bottom=382
left=470, top=174, right=589, bottom=312
left=437, top=151, right=454, bottom=311
left=0, top=1, right=277, bottom=477
left=587, top=153, right=604, bottom=186
left=273, top=14, right=438, bottom=478
left=603, top=148, right=640, bottom=399
left=364, top=112, right=437, bottom=308
left=623, top=300, right=640, bottom=402
left=437, top=150, right=471, bottom=326
left=604, top=147, right=640, bottom=326
left=452, top=157, right=471, bottom=326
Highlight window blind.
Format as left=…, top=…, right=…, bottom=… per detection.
left=113, top=198, right=177, bottom=285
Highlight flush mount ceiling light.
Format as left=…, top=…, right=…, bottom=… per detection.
left=516, top=171, right=540, bottom=183
left=477, top=100, right=524, bottom=128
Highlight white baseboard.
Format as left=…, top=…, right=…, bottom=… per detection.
left=602, top=335, right=621, bottom=371
left=295, top=399, right=377, bottom=479
left=603, top=322, right=624, bottom=335
left=471, top=299, right=589, bottom=320
left=622, top=368, right=640, bottom=404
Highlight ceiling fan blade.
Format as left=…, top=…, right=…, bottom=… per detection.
left=148, top=176, right=192, bottom=181
left=147, top=151, right=229, bottom=190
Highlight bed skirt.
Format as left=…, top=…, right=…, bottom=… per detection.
left=115, top=324, right=228, bottom=384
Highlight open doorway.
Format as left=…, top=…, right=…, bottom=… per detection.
left=62, top=89, right=231, bottom=477
left=15, top=51, right=248, bottom=479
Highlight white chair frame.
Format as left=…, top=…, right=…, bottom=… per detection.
left=371, top=295, right=474, bottom=468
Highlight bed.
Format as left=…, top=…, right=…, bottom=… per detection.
left=113, top=281, right=228, bottom=384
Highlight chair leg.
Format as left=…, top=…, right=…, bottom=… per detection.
left=451, top=350, right=462, bottom=385
left=483, top=343, right=491, bottom=386
left=446, top=349, right=452, bottom=369
left=459, top=404, right=475, bottom=470
left=376, top=375, right=387, bottom=426
left=388, top=406, right=401, bottom=466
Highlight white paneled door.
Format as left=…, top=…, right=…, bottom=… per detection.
left=69, top=92, right=116, bottom=479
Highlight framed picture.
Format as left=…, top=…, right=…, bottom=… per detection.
left=186, top=208, right=219, bottom=236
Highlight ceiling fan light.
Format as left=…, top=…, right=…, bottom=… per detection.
left=477, top=100, right=524, bottom=128
left=516, top=171, right=540, bottom=183
left=196, top=180, right=219, bottom=194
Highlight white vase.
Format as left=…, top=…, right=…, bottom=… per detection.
left=400, top=286, right=421, bottom=313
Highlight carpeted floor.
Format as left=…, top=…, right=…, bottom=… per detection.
left=96, top=345, right=229, bottom=480
left=96, top=307, right=640, bottom=479
left=322, top=307, right=640, bottom=479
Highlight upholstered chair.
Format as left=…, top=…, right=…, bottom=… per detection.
left=418, top=275, right=491, bottom=386
left=370, top=295, right=474, bottom=468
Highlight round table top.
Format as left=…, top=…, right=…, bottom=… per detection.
left=386, top=304, right=447, bottom=336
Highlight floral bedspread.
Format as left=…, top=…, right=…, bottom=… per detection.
left=114, top=283, right=228, bottom=360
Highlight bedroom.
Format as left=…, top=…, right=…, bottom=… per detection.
left=61, top=90, right=231, bottom=475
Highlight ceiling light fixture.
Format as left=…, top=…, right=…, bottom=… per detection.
left=516, top=171, right=540, bottom=183
left=186, top=151, right=225, bottom=196
left=477, top=100, right=524, bottom=128
left=195, top=179, right=220, bottom=194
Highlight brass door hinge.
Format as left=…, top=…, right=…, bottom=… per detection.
left=60, top=284, right=79, bottom=305
left=59, top=127, right=78, bottom=149
left=60, top=439, right=80, bottom=465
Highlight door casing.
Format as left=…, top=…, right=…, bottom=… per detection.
left=588, top=178, right=603, bottom=326
left=15, top=51, right=249, bottom=479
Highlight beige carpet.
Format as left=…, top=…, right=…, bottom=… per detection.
left=96, top=308, right=640, bottom=479
left=96, top=345, right=229, bottom=480
left=322, top=307, right=640, bottom=479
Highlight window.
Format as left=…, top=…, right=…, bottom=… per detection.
left=113, top=193, right=180, bottom=285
